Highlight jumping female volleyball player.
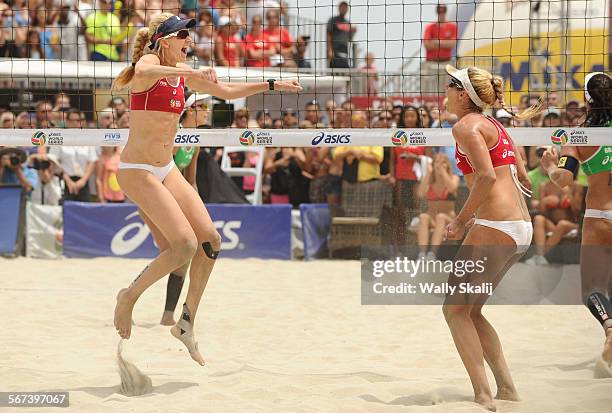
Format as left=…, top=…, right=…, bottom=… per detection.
left=139, top=92, right=208, bottom=326
left=443, top=64, right=541, bottom=411
left=111, top=13, right=301, bottom=365
left=541, top=72, right=612, bottom=368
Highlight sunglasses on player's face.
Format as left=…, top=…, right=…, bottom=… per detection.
left=163, top=29, right=190, bottom=40
left=448, top=77, right=464, bottom=90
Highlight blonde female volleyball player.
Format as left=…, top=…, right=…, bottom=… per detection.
left=111, top=13, right=301, bottom=365
left=443, top=65, right=541, bottom=411
left=541, top=72, right=612, bottom=368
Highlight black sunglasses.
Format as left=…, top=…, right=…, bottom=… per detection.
left=448, top=77, right=464, bottom=90
left=175, top=29, right=190, bottom=39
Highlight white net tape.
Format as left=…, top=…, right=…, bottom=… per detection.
left=0, top=127, right=607, bottom=147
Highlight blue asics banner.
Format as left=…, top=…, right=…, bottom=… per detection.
left=0, top=186, right=24, bottom=255
left=63, top=202, right=292, bottom=259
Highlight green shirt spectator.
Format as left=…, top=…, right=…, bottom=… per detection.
left=85, top=0, right=122, bottom=61
left=528, top=166, right=549, bottom=202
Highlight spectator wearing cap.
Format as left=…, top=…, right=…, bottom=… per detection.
left=542, top=109, right=563, bottom=127
left=304, top=100, right=325, bottom=128
left=326, top=1, right=355, bottom=69
left=263, top=8, right=294, bottom=66
left=293, top=35, right=312, bottom=69
left=54, top=0, right=80, bottom=61
left=0, top=147, right=38, bottom=194
left=29, top=152, right=63, bottom=205
left=215, top=15, right=244, bottom=66
left=281, top=108, right=298, bottom=128
left=85, top=0, right=122, bottom=61
left=422, top=3, right=457, bottom=93
left=244, top=14, right=275, bottom=67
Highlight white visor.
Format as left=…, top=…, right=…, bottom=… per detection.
left=446, top=65, right=487, bottom=109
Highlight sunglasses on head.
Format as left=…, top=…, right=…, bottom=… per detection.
left=448, top=77, right=464, bottom=90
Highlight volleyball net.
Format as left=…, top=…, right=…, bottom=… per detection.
left=0, top=0, right=610, bottom=147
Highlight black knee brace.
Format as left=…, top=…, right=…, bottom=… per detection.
left=586, top=292, right=612, bottom=329
left=202, top=242, right=219, bottom=260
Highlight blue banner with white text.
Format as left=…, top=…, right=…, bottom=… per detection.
left=63, top=202, right=292, bottom=259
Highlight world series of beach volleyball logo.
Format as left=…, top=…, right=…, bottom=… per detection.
left=550, top=129, right=568, bottom=145
left=391, top=130, right=427, bottom=146
left=550, top=128, right=589, bottom=146
left=239, top=130, right=255, bottom=146
left=239, top=129, right=273, bottom=146
left=31, top=130, right=63, bottom=146
left=391, top=130, right=408, bottom=146
left=31, top=130, right=47, bottom=146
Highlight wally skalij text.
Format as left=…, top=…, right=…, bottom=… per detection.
left=361, top=256, right=495, bottom=305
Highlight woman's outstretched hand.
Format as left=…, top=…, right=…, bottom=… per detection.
left=274, top=80, right=302, bottom=93
left=196, top=67, right=218, bottom=83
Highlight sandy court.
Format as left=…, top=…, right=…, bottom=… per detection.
left=0, top=257, right=611, bottom=412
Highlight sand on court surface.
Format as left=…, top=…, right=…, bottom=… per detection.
left=0, top=257, right=610, bottom=413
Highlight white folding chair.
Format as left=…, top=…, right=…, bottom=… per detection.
left=220, top=146, right=265, bottom=205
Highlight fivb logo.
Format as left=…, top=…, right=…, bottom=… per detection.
left=214, top=220, right=243, bottom=250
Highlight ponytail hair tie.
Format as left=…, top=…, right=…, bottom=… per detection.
left=132, top=62, right=136, bottom=67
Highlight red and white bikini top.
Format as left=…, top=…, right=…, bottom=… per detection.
left=130, top=76, right=185, bottom=114
left=455, top=115, right=532, bottom=197
left=454, top=115, right=516, bottom=175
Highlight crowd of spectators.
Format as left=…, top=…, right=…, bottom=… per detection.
left=0, top=0, right=329, bottom=68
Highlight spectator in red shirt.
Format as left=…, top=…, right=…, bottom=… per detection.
left=215, top=15, right=244, bottom=67
left=423, top=3, right=457, bottom=62
left=244, top=15, right=276, bottom=67
left=263, top=8, right=294, bottom=66
left=422, top=3, right=457, bottom=93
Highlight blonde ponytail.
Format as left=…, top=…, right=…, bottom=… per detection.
left=490, top=75, right=544, bottom=121
left=111, top=13, right=176, bottom=91
left=111, top=28, right=150, bottom=91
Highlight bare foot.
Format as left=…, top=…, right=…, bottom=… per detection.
left=171, top=325, right=205, bottom=366
left=603, top=327, right=612, bottom=367
left=160, top=311, right=176, bottom=326
left=495, top=386, right=520, bottom=401
left=114, top=288, right=135, bottom=339
left=474, top=393, right=496, bottom=412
